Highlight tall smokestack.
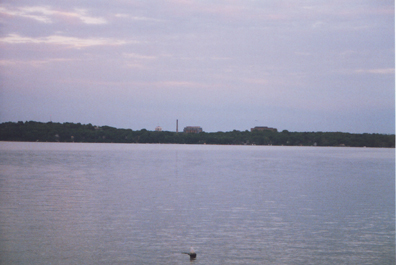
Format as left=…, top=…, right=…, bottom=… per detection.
left=176, top=119, right=178, bottom=133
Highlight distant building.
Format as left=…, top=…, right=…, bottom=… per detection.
left=184, top=126, right=203, bottom=133
left=251, top=126, right=277, bottom=132
left=155, top=126, right=162, bottom=131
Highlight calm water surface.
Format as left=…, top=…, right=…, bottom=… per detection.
left=0, top=142, right=394, bottom=264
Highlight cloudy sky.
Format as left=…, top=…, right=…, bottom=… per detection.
left=0, top=0, right=394, bottom=133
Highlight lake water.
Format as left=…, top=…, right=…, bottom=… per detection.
left=0, top=142, right=394, bottom=265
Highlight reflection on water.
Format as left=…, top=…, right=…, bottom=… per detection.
left=0, top=142, right=394, bottom=264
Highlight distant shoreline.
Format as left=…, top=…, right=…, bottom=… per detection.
left=0, top=141, right=394, bottom=149
left=1, top=121, right=394, bottom=148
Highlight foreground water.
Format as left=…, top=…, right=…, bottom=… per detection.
left=0, top=142, right=394, bottom=264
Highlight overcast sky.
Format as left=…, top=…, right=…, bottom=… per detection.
left=0, top=0, right=394, bottom=133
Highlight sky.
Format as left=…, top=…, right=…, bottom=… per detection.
left=0, top=0, right=394, bottom=134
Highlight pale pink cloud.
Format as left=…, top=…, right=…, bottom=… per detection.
left=354, top=68, right=395, bottom=75
left=0, top=34, right=130, bottom=48
left=0, top=6, right=107, bottom=25
left=0, top=58, right=77, bottom=67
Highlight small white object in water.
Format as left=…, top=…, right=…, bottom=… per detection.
left=182, top=247, right=197, bottom=259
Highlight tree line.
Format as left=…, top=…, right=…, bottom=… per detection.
left=0, top=121, right=394, bottom=148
